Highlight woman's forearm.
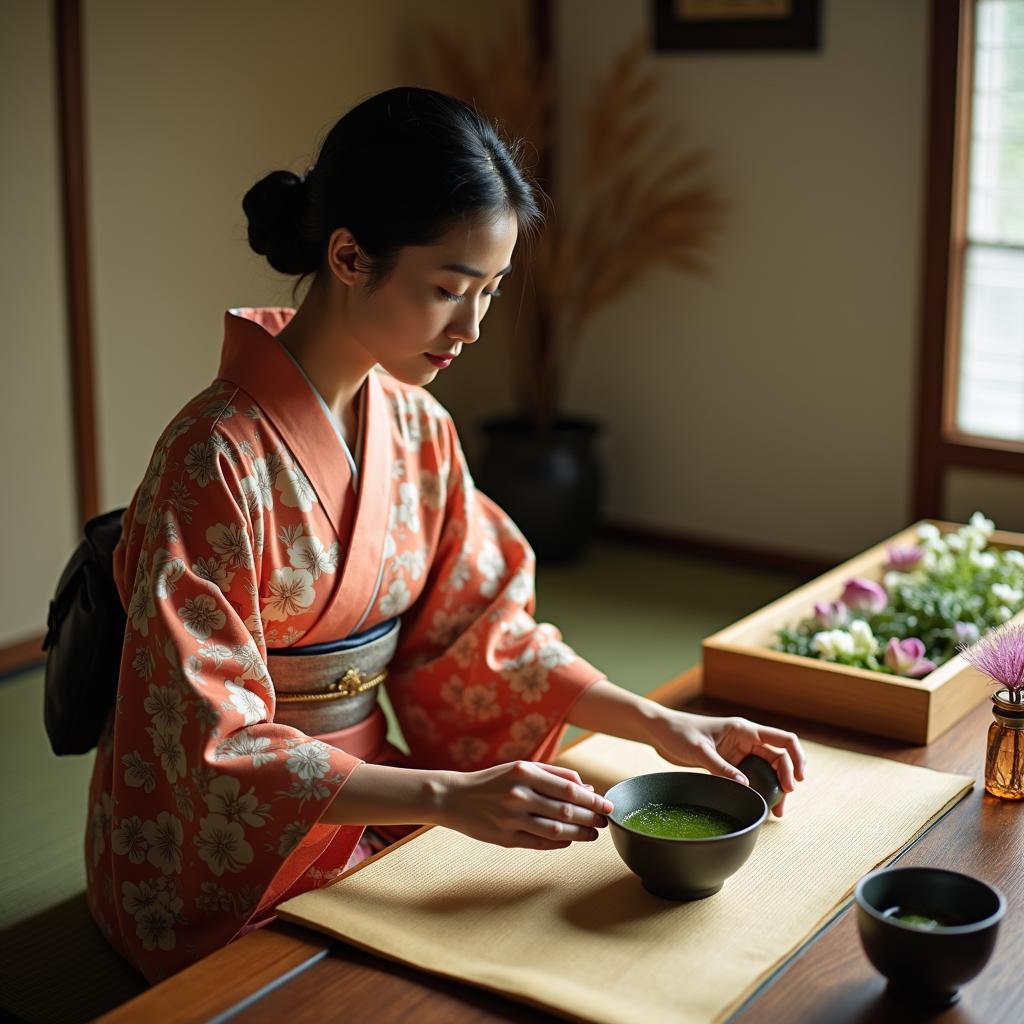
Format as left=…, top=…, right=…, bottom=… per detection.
left=319, top=761, right=452, bottom=826
left=568, top=678, right=669, bottom=743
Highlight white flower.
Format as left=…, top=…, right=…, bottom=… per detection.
left=917, top=523, right=941, bottom=543
left=203, top=774, right=266, bottom=827
left=192, top=557, right=235, bottom=593
left=112, top=816, right=148, bottom=864
left=143, top=684, right=187, bottom=735
left=261, top=567, right=315, bottom=622
left=134, top=902, right=177, bottom=952
left=537, top=641, right=574, bottom=670
left=183, top=440, right=218, bottom=486
left=178, top=594, right=225, bottom=640
left=505, top=569, right=532, bottom=605
left=946, top=532, right=965, bottom=553
left=240, top=457, right=274, bottom=511
left=848, top=619, right=879, bottom=658
left=503, top=649, right=550, bottom=703
left=206, top=522, right=253, bottom=569
left=379, top=578, right=411, bottom=617
left=275, top=465, right=317, bottom=511
left=392, top=481, right=420, bottom=533
left=224, top=679, right=266, bottom=726
left=152, top=551, right=185, bottom=599
left=285, top=741, right=331, bottom=782
left=122, top=751, right=157, bottom=793
left=811, top=629, right=856, bottom=659
left=127, top=572, right=156, bottom=637
left=194, top=813, right=253, bottom=876
left=287, top=535, right=337, bottom=579
left=970, top=551, right=997, bottom=571
left=477, top=543, right=506, bottom=599
left=393, top=548, right=427, bottom=582
left=996, top=606, right=1015, bottom=622
left=970, top=511, right=995, bottom=537
left=445, top=556, right=472, bottom=592
left=1005, top=550, right=1024, bottom=569
left=992, top=583, right=1023, bottom=605
left=462, top=685, right=501, bottom=721
left=147, top=725, right=187, bottom=783
left=214, top=732, right=276, bottom=768
left=143, top=812, right=183, bottom=875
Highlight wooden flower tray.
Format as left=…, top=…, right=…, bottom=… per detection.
left=702, top=520, right=1024, bottom=744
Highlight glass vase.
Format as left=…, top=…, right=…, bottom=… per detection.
left=985, top=689, right=1024, bottom=800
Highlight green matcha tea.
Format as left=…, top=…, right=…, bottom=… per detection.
left=621, top=801, right=743, bottom=839
left=882, top=906, right=952, bottom=930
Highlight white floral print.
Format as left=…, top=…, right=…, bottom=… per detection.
left=194, top=814, right=253, bottom=876
left=177, top=594, right=225, bottom=640
left=223, top=680, right=266, bottom=727
left=261, top=567, right=315, bottom=622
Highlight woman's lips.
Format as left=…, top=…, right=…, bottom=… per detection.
left=424, top=352, right=456, bottom=368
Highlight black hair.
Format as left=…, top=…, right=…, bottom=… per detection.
left=242, top=87, right=542, bottom=290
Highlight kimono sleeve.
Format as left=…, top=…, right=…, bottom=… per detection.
left=386, top=412, right=606, bottom=771
left=102, top=425, right=365, bottom=981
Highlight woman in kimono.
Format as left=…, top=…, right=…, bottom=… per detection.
left=86, top=86, right=805, bottom=983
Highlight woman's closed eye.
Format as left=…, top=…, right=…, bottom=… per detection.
left=438, top=287, right=502, bottom=303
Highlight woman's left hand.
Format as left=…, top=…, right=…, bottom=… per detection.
left=645, top=710, right=807, bottom=817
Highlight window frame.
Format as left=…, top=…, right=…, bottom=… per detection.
left=915, top=0, right=1024, bottom=520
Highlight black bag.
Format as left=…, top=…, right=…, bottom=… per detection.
left=42, top=508, right=128, bottom=755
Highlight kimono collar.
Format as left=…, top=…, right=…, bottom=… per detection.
left=217, top=309, right=393, bottom=599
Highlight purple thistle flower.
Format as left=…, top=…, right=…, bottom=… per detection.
left=886, top=545, right=925, bottom=572
left=958, top=622, right=1024, bottom=697
left=884, top=637, right=936, bottom=679
left=841, top=578, right=888, bottom=615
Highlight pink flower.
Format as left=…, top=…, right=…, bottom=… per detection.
left=813, top=600, right=850, bottom=629
left=958, top=622, right=1024, bottom=697
left=885, top=638, right=936, bottom=679
left=886, top=545, right=925, bottom=572
left=841, top=578, right=888, bottom=615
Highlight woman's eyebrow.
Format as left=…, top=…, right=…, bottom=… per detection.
left=441, top=262, right=513, bottom=279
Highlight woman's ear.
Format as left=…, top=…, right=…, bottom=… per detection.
left=326, top=227, right=362, bottom=286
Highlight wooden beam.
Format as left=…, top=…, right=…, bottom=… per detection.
left=55, top=0, right=100, bottom=525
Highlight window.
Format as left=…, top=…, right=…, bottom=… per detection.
left=953, top=0, right=1024, bottom=443
left=914, top=0, right=1024, bottom=520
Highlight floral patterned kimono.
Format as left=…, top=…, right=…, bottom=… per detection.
left=85, top=307, right=605, bottom=983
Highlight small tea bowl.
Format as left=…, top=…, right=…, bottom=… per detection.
left=855, top=866, right=1006, bottom=1008
left=605, top=765, right=773, bottom=901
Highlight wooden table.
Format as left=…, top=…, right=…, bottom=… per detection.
left=100, top=667, right=1023, bottom=1024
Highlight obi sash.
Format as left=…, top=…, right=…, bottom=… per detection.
left=267, top=618, right=400, bottom=741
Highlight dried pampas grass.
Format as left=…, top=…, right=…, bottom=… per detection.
left=428, top=22, right=726, bottom=426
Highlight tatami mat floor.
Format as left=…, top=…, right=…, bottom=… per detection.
left=0, top=541, right=802, bottom=1023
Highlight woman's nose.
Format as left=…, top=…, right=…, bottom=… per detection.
left=448, top=310, right=481, bottom=345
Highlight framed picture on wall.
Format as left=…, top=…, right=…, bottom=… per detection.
left=652, top=0, right=821, bottom=52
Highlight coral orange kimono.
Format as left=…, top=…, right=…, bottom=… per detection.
left=85, top=307, right=605, bottom=983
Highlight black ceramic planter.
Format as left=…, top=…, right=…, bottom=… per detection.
left=476, top=417, right=603, bottom=564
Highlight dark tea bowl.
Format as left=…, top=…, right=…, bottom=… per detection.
left=855, top=866, right=1006, bottom=1008
left=605, top=770, right=768, bottom=901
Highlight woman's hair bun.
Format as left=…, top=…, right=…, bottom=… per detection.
left=242, top=169, right=320, bottom=275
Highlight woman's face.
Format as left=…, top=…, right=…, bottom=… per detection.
left=334, top=211, right=518, bottom=385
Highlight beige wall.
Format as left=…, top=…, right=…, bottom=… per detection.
left=440, top=0, right=942, bottom=562
left=84, top=0, right=513, bottom=509
left=0, top=1, right=79, bottom=647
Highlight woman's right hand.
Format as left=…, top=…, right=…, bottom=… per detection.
left=437, top=760, right=614, bottom=850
